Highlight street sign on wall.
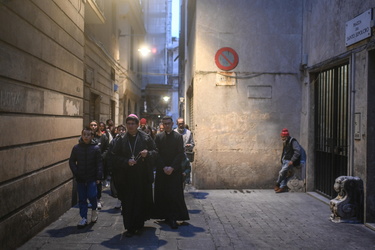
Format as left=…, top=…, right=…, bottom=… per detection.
left=215, top=47, right=239, bottom=71
left=345, top=9, right=372, bottom=47
left=216, top=72, right=236, bottom=86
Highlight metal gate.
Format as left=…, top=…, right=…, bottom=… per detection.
left=314, top=64, right=349, bottom=198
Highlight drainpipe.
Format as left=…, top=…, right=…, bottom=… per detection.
left=349, top=53, right=356, bottom=176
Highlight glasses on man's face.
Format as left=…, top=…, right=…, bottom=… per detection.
left=163, top=122, right=172, bottom=126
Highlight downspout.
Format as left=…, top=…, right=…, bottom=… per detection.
left=349, top=53, right=356, bottom=176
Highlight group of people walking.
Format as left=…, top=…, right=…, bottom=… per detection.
left=68, top=111, right=304, bottom=237
left=68, top=115, right=195, bottom=237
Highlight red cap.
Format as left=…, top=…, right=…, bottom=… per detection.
left=280, top=128, right=289, bottom=137
left=140, top=118, right=147, bottom=125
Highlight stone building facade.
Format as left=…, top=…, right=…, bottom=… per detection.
left=0, top=0, right=146, bottom=248
left=180, top=0, right=303, bottom=189
left=301, top=0, right=375, bottom=226
left=140, top=0, right=180, bottom=126
left=180, top=0, right=375, bottom=226
left=83, top=0, right=145, bottom=126
left=0, top=1, right=84, bottom=248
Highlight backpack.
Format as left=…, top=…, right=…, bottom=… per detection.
left=299, top=144, right=306, bottom=165
left=289, top=137, right=306, bottom=166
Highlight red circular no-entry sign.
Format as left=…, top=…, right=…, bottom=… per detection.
left=215, top=47, right=239, bottom=71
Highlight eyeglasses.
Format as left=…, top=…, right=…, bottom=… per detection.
left=163, top=122, right=172, bottom=126
left=126, top=122, right=137, bottom=126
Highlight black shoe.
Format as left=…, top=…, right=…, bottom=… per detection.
left=170, top=220, right=178, bottom=229
left=125, top=229, right=135, bottom=237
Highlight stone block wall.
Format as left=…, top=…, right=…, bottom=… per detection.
left=0, top=0, right=84, bottom=248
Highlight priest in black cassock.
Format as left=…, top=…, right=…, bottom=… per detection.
left=153, top=116, right=190, bottom=229
left=111, top=114, right=157, bottom=237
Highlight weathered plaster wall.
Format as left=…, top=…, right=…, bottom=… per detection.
left=353, top=51, right=368, bottom=179
left=305, top=0, right=371, bottom=66
left=192, top=0, right=303, bottom=188
left=0, top=0, right=84, bottom=248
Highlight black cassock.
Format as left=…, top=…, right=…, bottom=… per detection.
left=153, top=131, right=190, bottom=221
left=111, top=131, right=156, bottom=231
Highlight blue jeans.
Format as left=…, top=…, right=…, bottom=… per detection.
left=277, top=160, right=293, bottom=188
left=77, top=181, right=97, bottom=219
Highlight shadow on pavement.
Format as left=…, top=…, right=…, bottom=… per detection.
left=154, top=220, right=205, bottom=238
left=188, top=209, right=201, bottom=214
left=188, top=192, right=209, bottom=199
left=46, top=223, right=95, bottom=237
left=100, top=227, right=166, bottom=249
left=99, top=208, right=122, bottom=214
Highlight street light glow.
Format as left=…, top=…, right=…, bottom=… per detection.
left=162, top=96, right=170, bottom=102
left=138, top=47, right=151, bottom=56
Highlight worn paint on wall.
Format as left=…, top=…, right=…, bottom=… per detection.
left=192, top=72, right=301, bottom=188
left=190, top=0, right=303, bottom=188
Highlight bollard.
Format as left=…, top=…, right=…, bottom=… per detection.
left=329, top=176, right=364, bottom=223
left=286, top=162, right=305, bottom=192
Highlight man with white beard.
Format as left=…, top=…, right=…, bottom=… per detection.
left=274, top=128, right=302, bottom=193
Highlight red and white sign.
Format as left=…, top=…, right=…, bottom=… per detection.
left=215, top=47, right=239, bottom=71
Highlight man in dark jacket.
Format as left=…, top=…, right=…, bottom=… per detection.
left=106, top=124, right=125, bottom=209
left=111, top=114, right=157, bottom=237
left=153, top=116, right=189, bottom=229
left=69, top=127, right=103, bottom=228
left=274, top=128, right=301, bottom=193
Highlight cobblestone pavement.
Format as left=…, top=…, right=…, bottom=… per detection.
left=20, top=186, right=375, bottom=249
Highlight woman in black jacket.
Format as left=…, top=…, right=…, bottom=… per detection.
left=89, top=120, right=109, bottom=209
